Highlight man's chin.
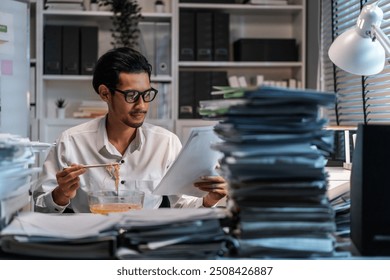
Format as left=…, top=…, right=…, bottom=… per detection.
left=129, top=121, right=144, bottom=128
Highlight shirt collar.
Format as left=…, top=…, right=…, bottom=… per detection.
left=96, top=116, right=108, bottom=152
left=97, top=115, right=145, bottom=156
left=129, top=125, right=144, bottom=153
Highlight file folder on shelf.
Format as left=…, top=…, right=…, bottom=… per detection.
left=195, top=71, right=212, bottom=118
left=138, top=22, right=156, bottom=76
left=211, top=71, right=229, bottom=100
left=213, top=12, right=230, bottom=61
left=80, top=26, right=98, bottom=75
left=43, top=25, right=62, bottom=74
left=196, top=12, right=213, bottom=61
left=179, top=11, right=195, bottom=61
left=178, top=71, right=195, bottom=119
left=62, top=26, right=80, bottom=75
left=155, top=22, right=171, bottom=76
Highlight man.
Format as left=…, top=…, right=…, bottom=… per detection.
left=33, top=47, right=227, bottom=213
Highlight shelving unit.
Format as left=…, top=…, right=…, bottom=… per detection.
left=33, top=0, right=177, bottom=143
left=175, top=0, right=306, bottom=137
left=31, top=0, right=306, bottom=143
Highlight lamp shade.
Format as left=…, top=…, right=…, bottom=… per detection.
left=328, top=28, right=385, bottom=76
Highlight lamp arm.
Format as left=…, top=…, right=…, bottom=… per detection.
left=372, top=24, right=390, bottom=57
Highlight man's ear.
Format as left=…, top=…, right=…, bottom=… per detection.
left=98, top=85, right=111, bottom=102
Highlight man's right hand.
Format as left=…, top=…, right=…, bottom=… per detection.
left=52, top=164, right=86, bottom=206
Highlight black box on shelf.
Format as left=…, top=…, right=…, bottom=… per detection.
left=233, top=38, right=298, bottom=62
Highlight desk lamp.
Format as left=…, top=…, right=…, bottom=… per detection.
left=328, top=1, right=390, bottom=256
left=328, top=1, right=389, bottom=75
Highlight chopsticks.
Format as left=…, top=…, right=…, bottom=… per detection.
left=82, top=162, right=120, bottom=169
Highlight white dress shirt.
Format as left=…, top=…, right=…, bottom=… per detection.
left=34, top=116, right=204, bottom=213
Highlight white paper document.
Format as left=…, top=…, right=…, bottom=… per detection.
left=153, top=126, right=223, bottom=197
left=0, top=212, right=121, bottom=239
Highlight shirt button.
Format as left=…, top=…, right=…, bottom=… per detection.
left=121, top=180, right=126, bottom=184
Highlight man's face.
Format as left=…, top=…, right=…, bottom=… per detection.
left=107, top=72, right=151, bottom=129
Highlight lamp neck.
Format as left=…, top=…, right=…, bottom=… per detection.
left=372, top=25, right=390, bottom=57
left=355, top=3, right=383, bottom=38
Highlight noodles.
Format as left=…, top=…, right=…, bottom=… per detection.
left=105, top=163, right=121, bottom=192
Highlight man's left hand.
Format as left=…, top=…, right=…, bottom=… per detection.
left=193, top=175, right=228, bottom=207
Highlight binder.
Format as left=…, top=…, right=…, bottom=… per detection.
left=44, top=25, right=62, bottom=74
left=196, top=12, right=213, bottom=61
left=138, top=22, right=156, bottom=76
left=213, top=12, right=230, bottom=61
left=178, top=71, right=195, bottom=119
left=179, top=11, right=195, bottom=61
left=62, top=26, right=80, bottom=75
left=155, top=22, right=171, bottom=76
left=80, top=26, right=98, bottom=75
left=211, top=71, right=228, bottom=100
left=194, top=71, right=212, bottom=118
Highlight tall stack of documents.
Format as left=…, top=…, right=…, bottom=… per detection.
left=200, top=86, right=345, bottom=258
left=0, top=134, right=46, bottom=229
left=115, top=208, right=230, bottom=259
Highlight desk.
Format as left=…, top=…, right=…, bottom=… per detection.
left=326, top=166, right=351, bottom=189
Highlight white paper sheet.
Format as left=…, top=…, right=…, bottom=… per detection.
left=153, top=126, right=223, bottom=197
left=0, top=212, right=121, bottom=239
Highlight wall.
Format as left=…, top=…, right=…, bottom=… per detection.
left=0, top=0, right=30, bottom=137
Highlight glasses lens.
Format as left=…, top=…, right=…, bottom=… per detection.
left=143, top=89, right=156, bottom=102
left=125, top=91, right=139, bottom=103
left=119, top=89, right=157, bottom=103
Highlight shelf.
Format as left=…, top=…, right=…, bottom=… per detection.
left=178, top=61, right=303, bottom=68
left=43, top=75, right=92, bottom=81
left=178, top=3, right=303, bottom=15
left=43, top=75, right=173, bottom=82
left=151, top=75, right=173, bottom=82
left=43, top=10, right=172, bottom=21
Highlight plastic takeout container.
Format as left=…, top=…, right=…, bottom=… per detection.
left=88, top=190, right=145, bottom=214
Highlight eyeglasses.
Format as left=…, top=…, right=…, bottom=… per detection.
left=110, top=87, right=158, bottom=103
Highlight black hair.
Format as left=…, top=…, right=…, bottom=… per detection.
left=92, top=47, right=152, bottom=94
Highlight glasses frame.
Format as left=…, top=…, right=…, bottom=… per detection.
left=110, top=87, right=158, bottom=103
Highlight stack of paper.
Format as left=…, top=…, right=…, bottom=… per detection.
left=328, top=182, right=351, bottom=238
left=0, top=209, right=230, bottom=259
left=200, top=86, right=346, bottom=258
left=0, top=212, right=121, bottom=259
left=115, top=208, right=230, bottom=259
left=0, top=134, right=44, bottom=228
